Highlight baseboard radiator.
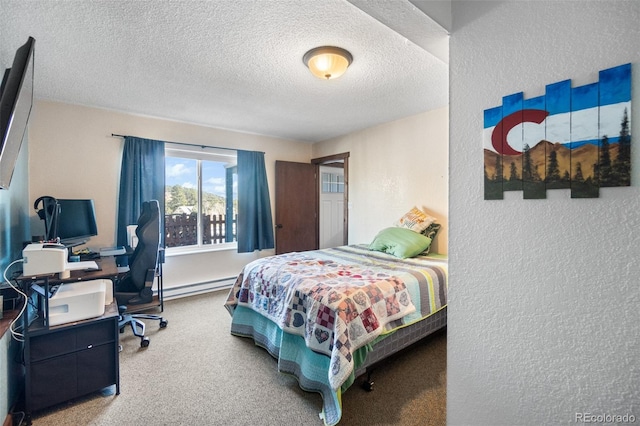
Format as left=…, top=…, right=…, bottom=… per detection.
left=161, top=276, right=236, bottom=301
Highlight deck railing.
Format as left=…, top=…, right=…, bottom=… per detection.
left=165, top=213, right=237, bottom=247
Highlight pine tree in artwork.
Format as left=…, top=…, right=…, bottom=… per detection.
left=574, top=162, right=584, bottom=183
left=509, top=161, right=518, bottom=181
left=612, top=107, right=631, bottom=186
left=546, top=150, right=561, bottom=183
left=599, top=135, right=613, bottom=186
left=494, top=155, right=503, bottom=182
left=484, top=154, right=504, bottom=199
left=522, top=144, right=534, bottom=181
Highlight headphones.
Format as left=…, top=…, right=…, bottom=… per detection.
left=34, top=195, right=57, bottom=220
left=34, top=196, right=59, bottom=240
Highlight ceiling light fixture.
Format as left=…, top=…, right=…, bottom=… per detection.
left=303, top=46, right=353, bottom=80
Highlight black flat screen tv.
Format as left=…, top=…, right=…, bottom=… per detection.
left=0, top=36, right=35, bottom=189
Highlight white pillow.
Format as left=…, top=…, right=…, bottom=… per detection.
left=395, top=206, right=436, bottom=233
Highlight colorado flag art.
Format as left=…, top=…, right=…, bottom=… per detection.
left=483, top=63, right=631, bottom=199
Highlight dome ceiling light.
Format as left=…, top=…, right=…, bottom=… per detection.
left=303, top=46, right=353, bottom=80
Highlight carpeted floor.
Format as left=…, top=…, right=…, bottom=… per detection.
left=27, top=289, right=446, bottom=426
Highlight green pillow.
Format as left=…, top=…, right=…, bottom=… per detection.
left=369, top=227, right=432, bottom=259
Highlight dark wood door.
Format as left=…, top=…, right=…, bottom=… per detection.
left=275, top=161, right=318, bottom=254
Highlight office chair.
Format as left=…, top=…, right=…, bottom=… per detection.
left=115, top=200, right=168, bottom=347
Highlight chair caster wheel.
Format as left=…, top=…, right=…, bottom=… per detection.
left=160, top=319, right=168, bottom=328
left=141, top=337, right=150, bottom=348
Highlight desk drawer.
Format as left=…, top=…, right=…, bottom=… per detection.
left=77, top=318, right=115, bottom=348
left=29, top=328, right=76, bottom=361
left=29, top=318, right=115, bottom=362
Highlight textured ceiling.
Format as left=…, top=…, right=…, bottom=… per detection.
left=0, top=0, right=449, bottom=143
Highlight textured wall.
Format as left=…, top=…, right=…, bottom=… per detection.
left=449, top=1, right=640, bottom=424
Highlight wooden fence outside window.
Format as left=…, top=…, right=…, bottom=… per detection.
left=164, top=213, right=237, bottom=247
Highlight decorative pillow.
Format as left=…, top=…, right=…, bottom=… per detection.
left=420, top=223, right=441, bottom=255
left=369, top=227, right=433, bottom=259
left=421, top=222, right=441, bottom=239
left=395, top=206, right=436, bottom=233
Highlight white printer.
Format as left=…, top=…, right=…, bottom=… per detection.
left=47, top=279, right=109, bottom=326
left=22, top=243, right=68, bottom=276
left=23, top=244, right=112, bottom=326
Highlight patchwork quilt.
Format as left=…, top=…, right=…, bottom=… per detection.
left=225, top=244, right=448, bottom=391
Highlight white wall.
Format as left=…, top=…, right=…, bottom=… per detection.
left=449, top=2, right=640, bottom=425
left=313, top=107, right=449, bottom=254
left=28, top=100, right=312, bottom=293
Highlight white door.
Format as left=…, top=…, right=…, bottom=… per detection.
left=319, top=166, right=344, bottom=249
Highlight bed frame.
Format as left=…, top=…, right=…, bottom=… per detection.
left=354, top=306, right=447, bottom=390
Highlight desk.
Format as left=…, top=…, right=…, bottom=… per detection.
left=47, top=255, right=120, bottom=284
left=17, top=258, right=121, bottom=425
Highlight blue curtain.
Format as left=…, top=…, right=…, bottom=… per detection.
left=237, top=150, right=274, bottom=252
left=117, top=136, right=165, bottom=247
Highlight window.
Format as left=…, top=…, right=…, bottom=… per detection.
left=321, top=171, right=344, bottom=193
left=164, top=145, right=237, bottom=250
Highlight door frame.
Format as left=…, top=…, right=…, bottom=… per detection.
left=312, top=152, right=349, bottom=246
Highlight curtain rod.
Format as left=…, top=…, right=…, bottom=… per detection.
left=111, top=133, right=264, bottom=154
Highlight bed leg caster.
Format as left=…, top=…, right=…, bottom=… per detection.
left=361, top=372, right=374, bottom=392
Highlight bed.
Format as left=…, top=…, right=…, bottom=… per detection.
left=224, top=237, right=448, bottom=425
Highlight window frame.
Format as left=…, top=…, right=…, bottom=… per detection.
left=164, top=144, right=238, bottom=254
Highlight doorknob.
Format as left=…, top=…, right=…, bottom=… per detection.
left=276, top=224, right=283, bottom=229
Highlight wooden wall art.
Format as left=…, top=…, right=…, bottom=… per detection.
left=483, top=63, right=631, bottom=199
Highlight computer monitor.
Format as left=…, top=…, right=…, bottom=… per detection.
left=53, top=199, right=98, bottom=247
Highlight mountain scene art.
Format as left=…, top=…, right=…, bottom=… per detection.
left=483, top=63, right=631, bottom=199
